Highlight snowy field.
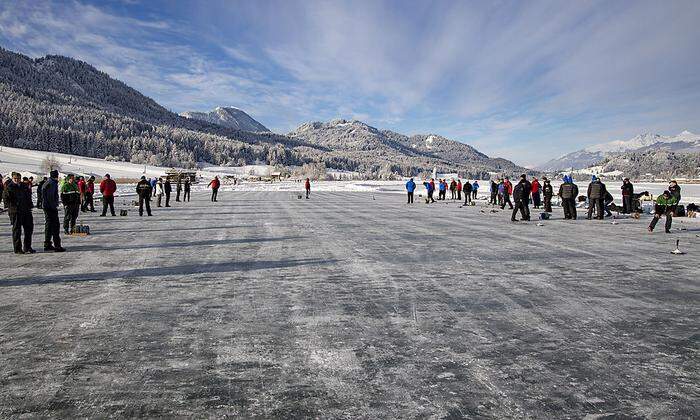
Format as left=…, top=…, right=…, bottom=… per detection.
left=0, top=191, right=698, bottom=418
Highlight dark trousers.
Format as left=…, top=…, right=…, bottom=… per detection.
left=649, top=206, right=673, bottom=232
left=212, top=188, right=219, bottom=202
left=86, top=193, right=94, bottom=211
left=176, top=188, right=181, bottom=202
left=588, top=198, right=604, bottom=219
left=305, top=189, right=310, bottom=199
left=101, top=196, right=116, bottom=216
left=407, top=191, right=414, bottom=203
left=472, top=190, right=477, bottom=199
left=457, top=190, right=462, bottom=200
left=139, top=197, right=152, bottom=216
left=10, top=212, right=33, bottom=252
left=464, top=193, right=471, bottom=204
left=501, top=194, right=513, bottom=209
left=543, top=195, right=553, bottom=212
left=427, top=191, right=435, bottom=203
left=439, top=190, right=446, bottom=200
left=64, top=204, right=79, bottom=233
left=184, top=190, right=190, bottom=202
left=37, top=194, right=43, bottom=209
left=490, top=192, right=497, bottom=204
left=562, top=198, right=577, bottom=219
left=43, top=209, right=61, bottom=249
left=512, top=201, right=530, bottom=221
left=532, top=192, right=541, bottom=208
left=165, top=193, right=171, bottom=207
left=622, top=195, right=632, bottom=214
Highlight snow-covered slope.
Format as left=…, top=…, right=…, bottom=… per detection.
left=539, top=131, right=700, bottom=171
left=180, top=106, right=269, bottom=132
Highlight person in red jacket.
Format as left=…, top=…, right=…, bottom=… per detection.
left=501, top=177, right=514, bottom=209
left=304, top=178, right=311, bottom=199
left=456, top=179, right=462, bottom=201
left=77, top=176, right=87, bottom=212
left=208, top=176, right=220, bottom=202
left=99, top=174, right=117, bottom=216
left=531, top=177, right=541, bottom=209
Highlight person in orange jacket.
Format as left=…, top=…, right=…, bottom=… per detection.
left=207, top=176, right=220, bottom=202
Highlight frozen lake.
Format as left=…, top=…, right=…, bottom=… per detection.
left=0, top=192, right=698, bottom=417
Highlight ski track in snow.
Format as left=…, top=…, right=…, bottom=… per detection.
left=0, top=191, right=698, bottom=418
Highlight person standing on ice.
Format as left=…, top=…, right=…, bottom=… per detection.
left=303, top=178, right=311, bottom=199
left=500, top=177, right=514, bottom=210
left=489, top=179, right=498, bottom=205
left=542, top=177, right=554, bottom=213
left=150, top=177, right=157, bottom=198
left=558, top=175, right=578, bottom=219
left=449, top=179, right=456, bottom=200
left=621, top=178, right=634, bottom=214
left=77, top=176, right=87, bottom=212
left=164, top=179, right=172, bottom=207
left=208, top=176, right=221, bottom=202
left=511, top=175, right=531, bottom=221
left=648, top=190, right=677, bottom=233
left=531, top=177, right=541, bottom=209
left=438, top=179, right=447, bottom=200
left=155, top=178, right=164, bottom=207
left=42, top=170, right=65, bottom=252
left=3, top=172, right=35, bottom=254
left=405, top=178, right=416, bottom=204
left=136, top=176, right=153, bottom=216
left=175, top=176, right=182, bottom=202
left=472, top=180, right=479, bottom=200
left=424, top=180, right=435, bottom=203
left=462, top=180, right=472, bottom=204
left=36, top=176, right=46, bottom=209
left=99, top=174, right=117, bottom=217
left=456, top=179, right=462, bottom=201
left=587, top=176, right=606, bottom=220
left=183, top=178, right=191, bottom=202
left=60, top=174, right=80, bottom=234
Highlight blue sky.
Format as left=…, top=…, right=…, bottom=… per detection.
left=1, top=0, right=699, bottom=166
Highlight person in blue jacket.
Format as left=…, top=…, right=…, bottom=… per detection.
left=472, top=180, right=480, bottom=200
left=150, top=177, right=158, bottom=198
left=405, top=178, right=416, bottom=204
left=423, top=180, right=435, bottom=203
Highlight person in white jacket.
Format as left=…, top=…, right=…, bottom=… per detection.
left=155, top=178, right=165, bottom=207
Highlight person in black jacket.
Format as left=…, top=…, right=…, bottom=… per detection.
left=183, top=179, right=191, bottom=202
left=164, top=179, right=172, bottom=207
left=463, top=180, right=472, bottom=204
left=621, top=178, right=634, bottom=214
left=176, top=176, right=182, bottom=202
left=36, top=176, right=47, bottom=209
left=669, top=180, right=681, bottom=206
left=542, top=177, right=554, bottom=213
left=490, top=180, right=498, bottom=205
left=587, top=176, right=606, bottom=220
left=41, top=170, right=65, bottom=252
left=136, top=176, right=153, bottom=216
left=3, top=172, right=35, bottom=254
left=558, top=176, right=579, bottom=219
left=511, top=175, right=531, bottom=221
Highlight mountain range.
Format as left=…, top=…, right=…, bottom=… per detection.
left=181, top=107, right=269, bottom=132
left=0, top=46, right=525, bottom=178
left=538, top=131, right=700, bottom=172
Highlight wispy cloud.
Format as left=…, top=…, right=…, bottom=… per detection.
left=1, top=0, right=699, bottom=164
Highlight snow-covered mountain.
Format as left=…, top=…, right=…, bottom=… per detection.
left=180, top=106, right=269, bottom=132
left=538, top=131, right=700, bottom=171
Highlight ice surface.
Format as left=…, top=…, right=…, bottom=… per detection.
left=0, top=191, right=698, bottom=417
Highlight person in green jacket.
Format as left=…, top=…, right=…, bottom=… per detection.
left=648, top=190, right=678, bottom=233
left=60, top=174, right=81, bottom=234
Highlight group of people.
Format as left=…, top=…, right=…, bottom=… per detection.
left=405, top=174, right=684, bottom=233
left=1, top=170, right=208, bottom=253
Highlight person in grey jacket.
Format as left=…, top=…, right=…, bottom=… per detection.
left=41, top=170, right=65, bottom=252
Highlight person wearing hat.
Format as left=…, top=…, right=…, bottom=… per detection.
left=42, top=170, right=65, bottom=252
left=542, top=177, right=554, bottom=213
left=3, top=172, right=35, bottom=254
left=60, top=174, right=80, bottom=234
left=587, top=175, right=606, bottom=220
left=511, top=174, right=531, bottom=222
left=621, top=178, right=634, bottom=214
left=649, top=190, right=678, bottom=233
left=136, top=176, right=153, bottom=216
left=558, top=175, right=579, bottom=219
